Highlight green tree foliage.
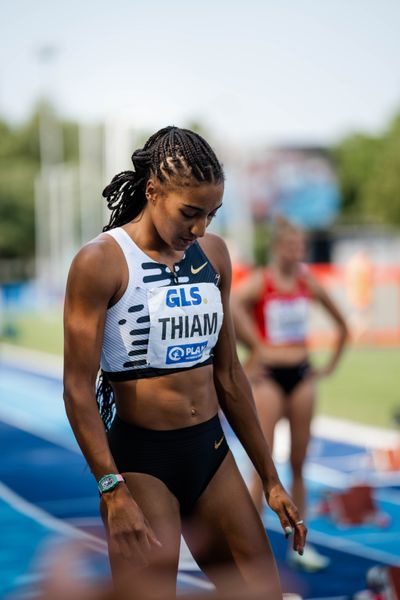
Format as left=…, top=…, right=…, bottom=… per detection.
left=363, top=115, right=400, bottom=224
left=0, top=117, right=40, bottom=260
left=332, top=111, right=400, bottom=226
left=331, top=133, right=381, bottom=218
left=0, top=162, right=37, bottom=258
left=0, top=105, right=79, bottom=262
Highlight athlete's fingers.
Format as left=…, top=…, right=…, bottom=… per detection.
left=274, top=506, right=293, bottom=538
left=119, top=536, right=135, bottom=560
left=148, top=534, right=163, bottom=548
left=120, top=533, right=148, bottom=565
left=267, top=491, right=295, bottom=537
left=293, top=520, right=307, bottom=555
left=136, top=528, right=151, bottom=555
left=108, top=525, right=148, bottom=564
left=266, top=486, right=307, bottom=553
left=144, top=518, right=163, bottom=548
left=284, top=504, right=307, bottom=554
left=110, top=532, right=133, bottom=561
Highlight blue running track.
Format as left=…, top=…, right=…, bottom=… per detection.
left=1, top=359, right=399, bottom=599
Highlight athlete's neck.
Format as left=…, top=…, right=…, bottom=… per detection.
left=274, top=258, right=300, bottom=279
left=124, top=215, right=184, bottom=268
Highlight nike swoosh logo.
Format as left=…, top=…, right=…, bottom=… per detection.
left=191, top=261, right=208, bottom=275
left=214, top=435, right=224, bottom=450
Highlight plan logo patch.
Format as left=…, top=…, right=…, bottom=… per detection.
left=166, top=342, right=208, bottom=364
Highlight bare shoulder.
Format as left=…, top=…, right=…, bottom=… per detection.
left=232, top=266, right=265, bottom=303
left=301, top=267, right=323, bottom=299
left=66, top=233, right=122, bottom=299
left=198, top=232, right=231, bottom=272
left=71, top=232, right=124, bottom=272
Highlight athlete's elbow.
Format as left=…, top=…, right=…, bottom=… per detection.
left=339, top=320, right=350, bottom=341
left=63, top=387, right=81, bottom=417
left=63, top=378, right=95, bottom=411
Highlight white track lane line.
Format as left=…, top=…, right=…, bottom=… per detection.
left=264, top=515, right=400, bottom=566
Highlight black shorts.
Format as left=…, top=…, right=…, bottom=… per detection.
left=267, top=360, right=311, bottom=395
left=107, top=414, right=229, bottom=515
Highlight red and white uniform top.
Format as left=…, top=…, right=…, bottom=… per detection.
left=254, top=265, right=313, bottom=346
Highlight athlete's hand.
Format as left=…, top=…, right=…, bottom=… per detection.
left=102, top=484, right=162, bottom=565
left=264, top=483, right=307, bottom=555
left=252, top=344, right=273, bottom=365
left=308, top=364, right=334, bottom=379
left=244, top=345, right=271, bottom=381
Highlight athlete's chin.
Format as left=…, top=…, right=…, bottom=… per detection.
left=174, top=237, right=196, bottom=250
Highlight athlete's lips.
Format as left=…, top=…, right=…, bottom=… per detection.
left=180, top=237, right=196, bottom=245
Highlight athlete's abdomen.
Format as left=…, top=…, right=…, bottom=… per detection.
left=112, top=363, right=219, bottom=430
left=259, top=344, right=309, bottom=367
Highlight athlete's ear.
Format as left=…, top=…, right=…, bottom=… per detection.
left=145, top=179, right=157, bottom=204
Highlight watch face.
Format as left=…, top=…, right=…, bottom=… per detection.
left=101, top=476, right=115, bottom=490
left=99, top=474, right=118, bottom=492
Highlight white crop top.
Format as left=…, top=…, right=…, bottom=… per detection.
left=100, top=228, right=224, bottom=381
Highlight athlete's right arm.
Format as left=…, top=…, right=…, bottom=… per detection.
left=231, top=268, right=265, bottom=352
left=63, top=237, right=161, bottom=562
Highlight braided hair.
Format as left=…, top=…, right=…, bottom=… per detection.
left=96, top=126, right=224, bottom=429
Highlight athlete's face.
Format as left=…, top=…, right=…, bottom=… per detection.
left=276, top=231, right=306, bottom=265
left=147, top=181, right=224, bottom=251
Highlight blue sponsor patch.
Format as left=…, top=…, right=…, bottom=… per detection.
left=166, top=342, right=208, bottom=364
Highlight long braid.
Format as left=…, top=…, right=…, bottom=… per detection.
left=97, top=126, right=224, bottom=429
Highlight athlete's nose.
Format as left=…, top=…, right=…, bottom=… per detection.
left=190, top=217, right=207, bottom=238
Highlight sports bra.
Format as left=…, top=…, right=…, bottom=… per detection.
left=253, top=266, right=312, bottom=346
left=100, top=228, right=224, bottom=381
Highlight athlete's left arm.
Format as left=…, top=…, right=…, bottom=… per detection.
left=306, top=271, right=349, bottom=377
left=201, top=234, right=307, bottom=553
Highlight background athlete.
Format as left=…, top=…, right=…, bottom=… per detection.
left=232, top=216, right=347, bottom=572
left=63, top=127, right=307, bottom=599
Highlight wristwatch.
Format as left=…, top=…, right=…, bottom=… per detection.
left=97, top=473, right=125, bottom=495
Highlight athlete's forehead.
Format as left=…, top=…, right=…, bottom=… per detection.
left=182, top=201, right=223, bottom=213
left=174, top=182, right=224, bottom=211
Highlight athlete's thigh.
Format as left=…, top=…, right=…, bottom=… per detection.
left=287, top=377, right=316, bottom=464
left=101, top=472, right=181, bottom=596
left=253, top=379, right=285, bottom=449
left=182, top=452, right=281, bottom=595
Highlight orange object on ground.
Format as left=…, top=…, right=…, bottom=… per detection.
left=372, top=447, right=400, bottom=471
